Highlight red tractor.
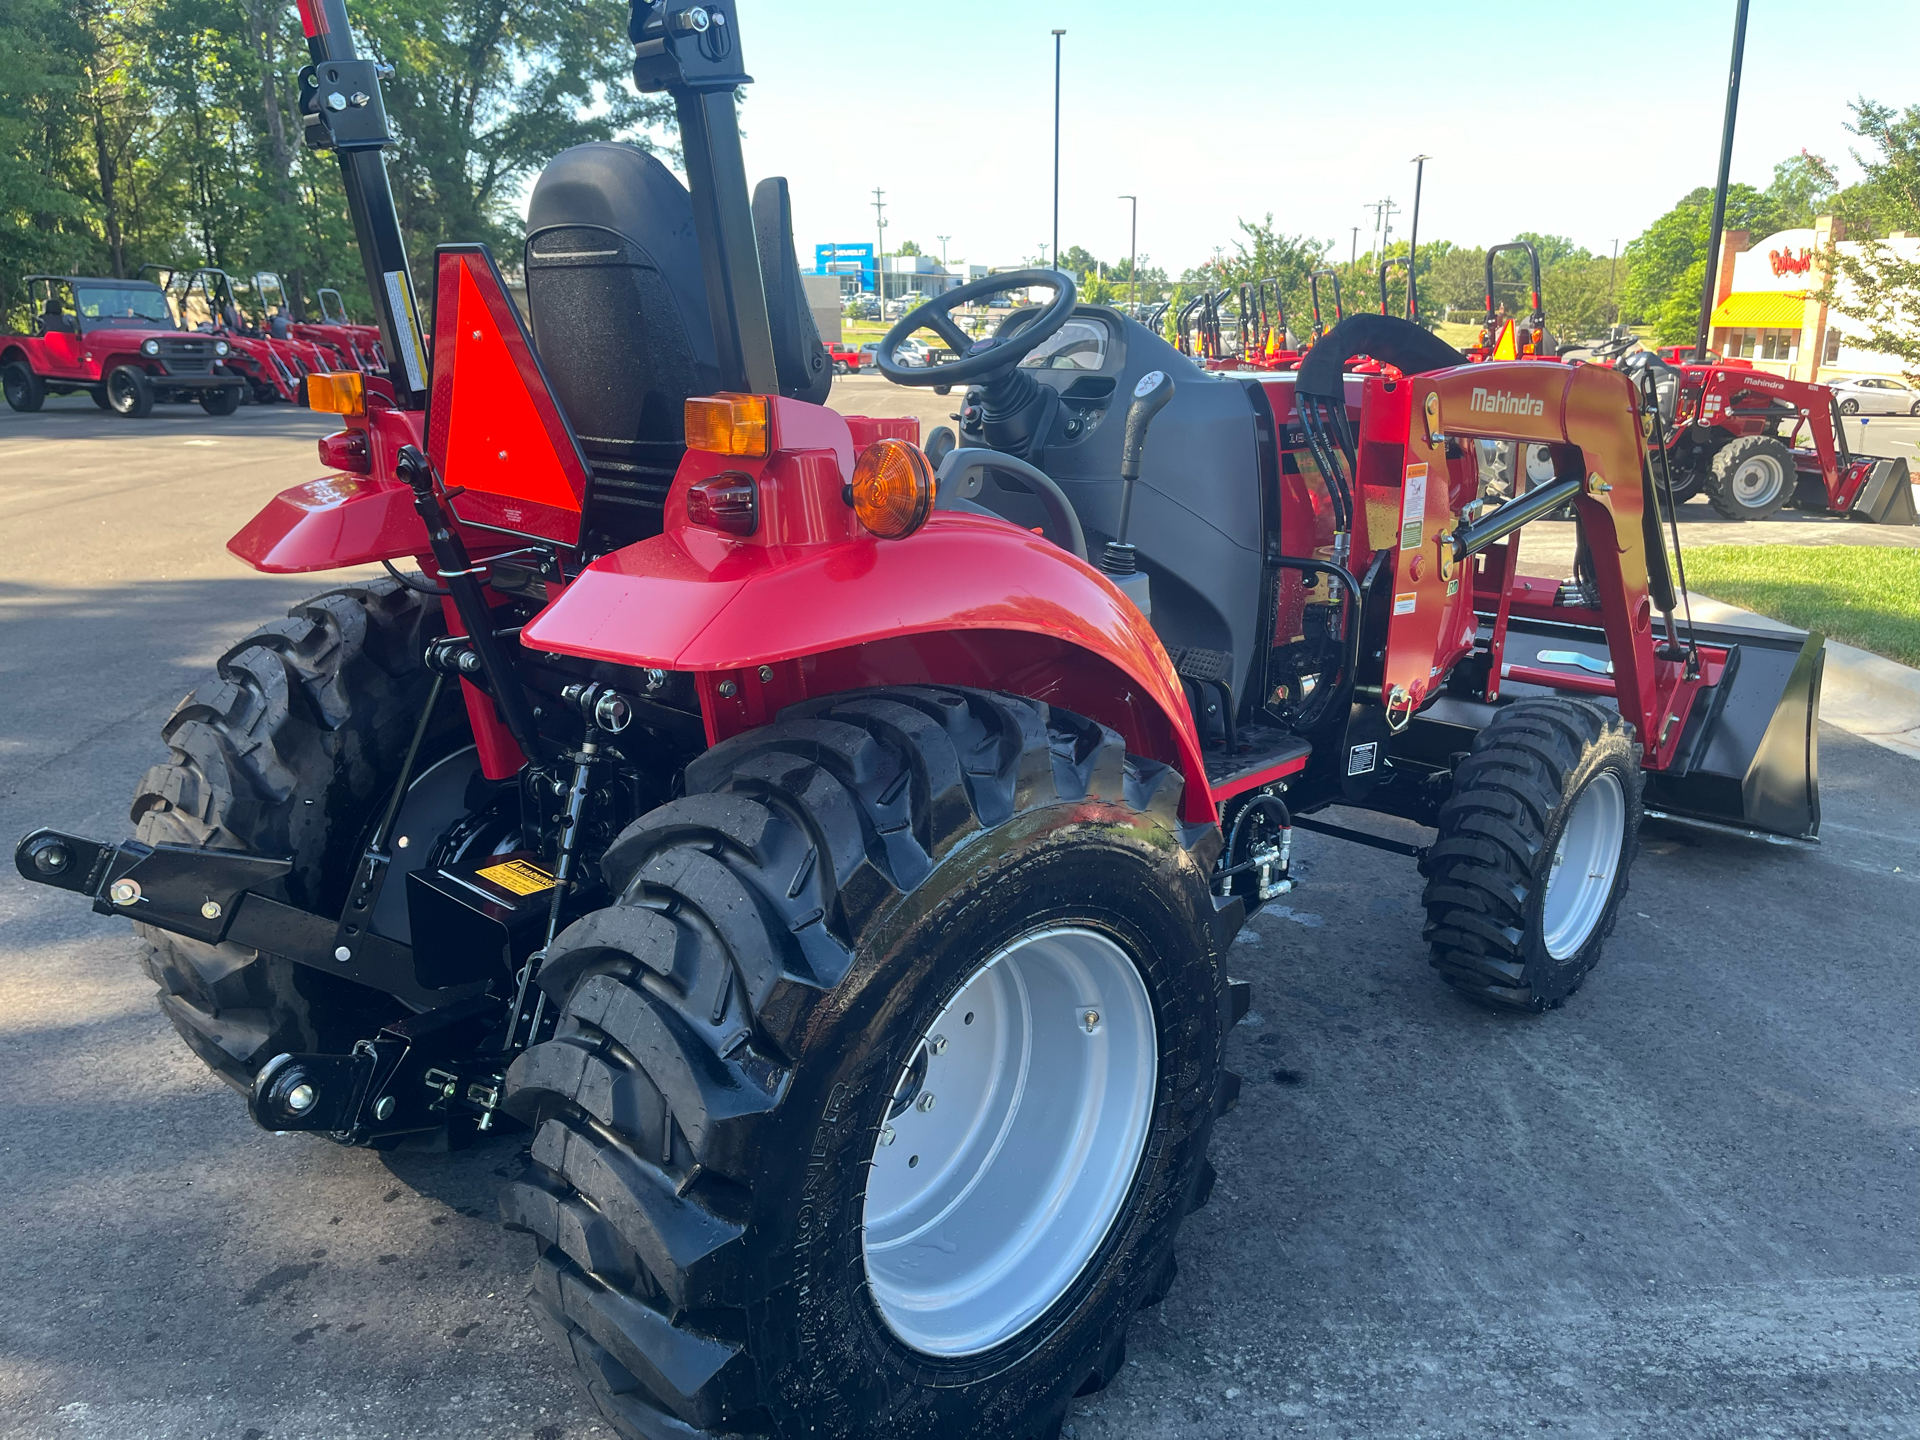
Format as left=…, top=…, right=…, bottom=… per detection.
left=14, top=4, right=1827, bottom=1438
left=1, top=273, right=248, bottom=416
left=1620, top=348, right=1916, bottom=524
left=149, top=264, right=343, bottom=403
left=295, top=279, right=389, bottom=373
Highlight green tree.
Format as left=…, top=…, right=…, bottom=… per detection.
left=896, top=238, right=922, bottom=256
left=1619, top=181, right=1778, bottom=344
left=1767, top=149, right=1838, bottom=227
left=0, top=0, right=99, bottom=314
left=1823, top=99, right=1920, bottom=371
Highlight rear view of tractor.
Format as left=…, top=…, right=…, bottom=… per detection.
left=11, top=4, right=1832, bottom=1438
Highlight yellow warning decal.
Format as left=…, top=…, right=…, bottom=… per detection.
left=476, top=858, right=555, bottom=896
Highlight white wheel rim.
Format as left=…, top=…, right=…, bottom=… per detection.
left=1541, top=771, right=1626, bottom=959
left=862, top=926, right=1156, bottom=1357
left=1730, top=453, right=1785, bottom=507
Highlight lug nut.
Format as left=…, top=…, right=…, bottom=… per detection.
left=286, top=1083, right=316, bottom=1114
left=929, top=1035, right=948, bottom=1056
left=1083, top=1009, right=1101, bottom=1032
left=917, top=1093, right=936, bottom=1112
left=108, top=879, right=141, bottom=905
left=200, top=899, right=223, bottom=920
left=878, top=1125, right=896, bottom=1147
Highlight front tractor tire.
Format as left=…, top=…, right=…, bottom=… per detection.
left=3, top=361, right=45, bottom=412
left=501, top=688, right=1236, bottom=1440
left=1706, top=434, right=1794, bottom=521
left=1420, top=698, right=1643, bottom=1012
left=129, top=578, right=450, bottom=1091
left=199, top=384, right=242, bottom=416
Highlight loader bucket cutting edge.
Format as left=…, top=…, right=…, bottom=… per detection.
left=1641, top=621, right=1825, bottom=842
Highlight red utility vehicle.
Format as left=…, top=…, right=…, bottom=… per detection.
left=2, top=274, right=246, bottom=416
left=15, top=5, right=1828, bottom=1438
left=292, top=280, right=388, bottom=373
left=150, top=265, right=342, bottom=403
left=825, top=339, right=865, bottom=374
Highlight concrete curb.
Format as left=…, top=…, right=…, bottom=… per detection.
left=1684, top=591, right=1920, bottom=763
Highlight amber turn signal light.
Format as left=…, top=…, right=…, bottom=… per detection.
left=849, top=438, right=936, bottom=539
left=685, top=471, right=758, bottom=536
left=685, top=393, right=770, bottom=457
left=305, top=370, right=365, bottom=417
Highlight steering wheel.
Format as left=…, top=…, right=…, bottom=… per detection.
left=874, top=268, right=1079, bottom=387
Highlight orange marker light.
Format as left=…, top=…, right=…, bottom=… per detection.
left=849, top=438, right=936, bottom=539
left=685, top=392, right=770, bottom=457
left=306, top=370, right=365, bottom=416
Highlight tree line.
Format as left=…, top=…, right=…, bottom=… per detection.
left=0, top=0, right=669, bottom=324
left=1044, top=98, right=1916, bottom=358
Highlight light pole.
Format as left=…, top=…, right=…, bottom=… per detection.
left=937, top=234, right=950, bottom=266
left=1349, top=225, right=1360, bottom=295
left=1051, top=29, right=1065, bottom=269
left=1407, top=155, right=1431, bottom=322
left=1696, top=0, right=1750, bottom=362
left=1118, top=194, right=1137, bottom=314
left=1608, top=237, right=1620, bottom=324
left=871, top=187, right=887, bottom=310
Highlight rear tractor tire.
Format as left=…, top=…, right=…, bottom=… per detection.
left=3, top=361, right=45, bottom=412
left=129, top=578, right=453, bottom=1091
left=501, top=687, right=1237, bottom=1440
left=1706, top=434, right=1794, bottom=521
left=1420, top=697, right=1642, bottom=1012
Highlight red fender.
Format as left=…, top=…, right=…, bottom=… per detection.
left=523, top=510, right=1216, bottom=823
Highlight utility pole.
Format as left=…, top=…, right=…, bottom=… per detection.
left=1119, top=194, right=1137, bottom=315
left=1407, top=156, right=1431, bottom=323
left=1608, top=237, right=1620, bottom=323
left=1350, top=225, right=1360, bottom=294
left=1052, top=28, right=1067, bottom=270
left=1696, top=0, right=1750, bottom=363
left=871, top=187, right=887, bottom=308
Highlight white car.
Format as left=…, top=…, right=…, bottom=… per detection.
left=1829, top=375, right=1920, bottom=416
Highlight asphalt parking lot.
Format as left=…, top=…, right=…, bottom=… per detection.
left=1, top=394, right=1916, bottom=1439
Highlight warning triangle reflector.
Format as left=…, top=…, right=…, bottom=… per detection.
left=425, top=245, right=592, bottom=547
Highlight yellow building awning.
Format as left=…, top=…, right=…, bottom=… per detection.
left=1710, top=291, right=1809, bottom=328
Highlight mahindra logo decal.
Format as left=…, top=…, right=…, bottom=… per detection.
left=1769, top=246, right=1812, bottom=277
left=1470, top=386, right=1545, bottom=417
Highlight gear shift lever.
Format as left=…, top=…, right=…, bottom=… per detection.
left=1101, top=370, right=1175, bottom=613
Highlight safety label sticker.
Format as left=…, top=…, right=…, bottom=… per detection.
left=1348, top=742, right=1378, bottom=776
left=476, top=857, right=556, bottom=896
left=1393, top=592, right=1418, bottom=615
left=1400, top=462, right=1428, bottom=549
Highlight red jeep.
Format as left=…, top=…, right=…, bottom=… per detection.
left=1, top=275, right=247, bottom=417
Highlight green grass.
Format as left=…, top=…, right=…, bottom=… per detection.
left=1682, top=544, right=1920, bottom=666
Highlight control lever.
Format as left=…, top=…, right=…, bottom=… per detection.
left=1101, top=370, right=1175, bottom=615
left=1103, top=369, right=1175, bottom=576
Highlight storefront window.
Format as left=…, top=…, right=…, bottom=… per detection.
left=1823, top=328, right=1843, bottom=363
left=1760, top=329, right=1797, bottom=361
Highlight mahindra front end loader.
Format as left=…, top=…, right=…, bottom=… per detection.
left=13, top=4, right=1826, bottom=1438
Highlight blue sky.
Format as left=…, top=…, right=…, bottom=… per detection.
left=719, top=0, right=1920, bottom=274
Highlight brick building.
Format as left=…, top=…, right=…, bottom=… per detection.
left=1706, top=217, right=1917, bottom=381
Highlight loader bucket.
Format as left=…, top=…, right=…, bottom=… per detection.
left=1851, top=456, right=1917, bottom=526
left=1642, top=618, right=1825, bottom=841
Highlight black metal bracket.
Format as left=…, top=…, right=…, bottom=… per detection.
left=249, top=994, right=506, bottom=1144
left=14, top=827, right=478, bottom=1011
left=297, top=60, right=396, bottom=153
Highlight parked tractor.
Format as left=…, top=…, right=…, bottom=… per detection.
left=148, top=264, right=342, bottom=403
left=13, top=4, right=1830, bottom=1438
left=1, top=274, right=247, bottom=416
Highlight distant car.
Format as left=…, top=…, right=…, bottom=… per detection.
left=825, top=341, right=865, bottom=376
left=1829, top=374, right=1920, bottom=416
left=856, top=338, right=930, bottom=371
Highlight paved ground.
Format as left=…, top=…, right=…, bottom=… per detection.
left=2, top=395, right=1916, bottom=1439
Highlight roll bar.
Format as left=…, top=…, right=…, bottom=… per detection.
left=1308, top=268, right=1343, bottom=339
left=1484, top=241, right=1545, bottom=332
left=1377, top=257, right=1409, bottom=317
